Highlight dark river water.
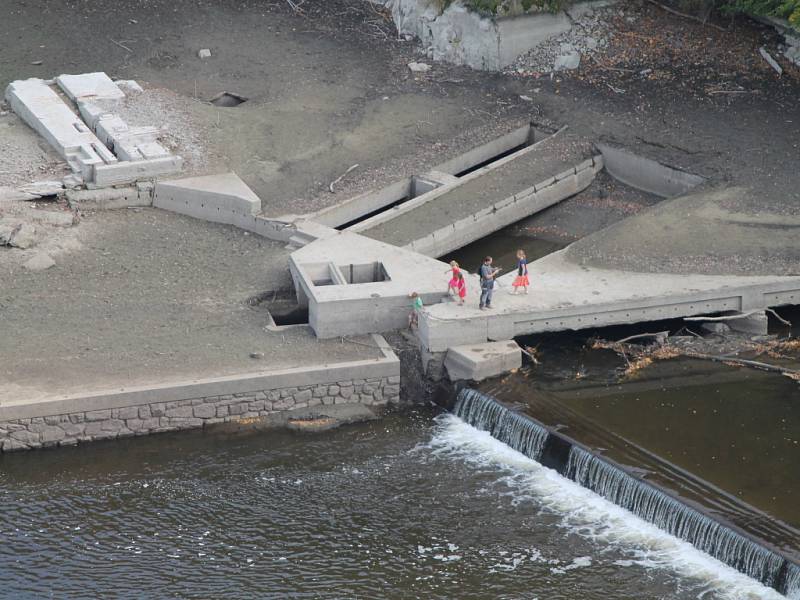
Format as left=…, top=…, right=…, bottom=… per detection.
left=0, top=409, right=787, bottom=599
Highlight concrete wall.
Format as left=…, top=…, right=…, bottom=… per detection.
left=0, top=339, right=400, bottom=452
left=386, top=0, right=614, bottom=71
left=153, top=173, right=260, bottom=227
left=433, top=124, right=532, bottom=175
left=406, top=156, right=601, bottom=257
left=310, top=125, right=533, bottom=230
left=597, top=144, right=706, bottom=198
left=290, top=232, right=450, bottom=339
left=311, top=178, right=412, bottom=228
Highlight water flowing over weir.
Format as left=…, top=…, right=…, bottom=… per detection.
left=452, top=388, right=800, bottom=597
left=454, top=389, right=549, bottom=463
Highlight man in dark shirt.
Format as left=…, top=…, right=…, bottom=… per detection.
left=478, top=256, right=501, bottom=310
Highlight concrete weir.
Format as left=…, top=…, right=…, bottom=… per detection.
left=452, top=389, right=800, bottom=596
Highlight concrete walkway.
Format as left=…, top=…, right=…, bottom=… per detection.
left=419, top=251, right=800, bottom=351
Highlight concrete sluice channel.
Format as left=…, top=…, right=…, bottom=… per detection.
left=453, top=388, right=800, bottom=596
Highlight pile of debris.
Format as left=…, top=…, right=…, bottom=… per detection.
left=590, top=321, right=800, bottom=382
left=0, top=192, right=79, bottom=271
left=506, top=5, right=617, bottom=75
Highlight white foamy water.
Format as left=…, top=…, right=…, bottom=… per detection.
left=428, top=414, right=786, bottom=600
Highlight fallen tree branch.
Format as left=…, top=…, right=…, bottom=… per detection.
left=684, top=310, right=763, bottom=322
left=285, top=0, right=305, bottom=14
left=645, top=0, right=728, bottom=32
left=520, top=345, right=540, bottom=365
left=616, top=331, right=670, bottom=344
left=767, top=308, right=792, bottom=327
left=683, top=351, right=800, bottom=378
left=110, top=38, right=133, bottom=53
left=685, top=308, right=791, bottom=327
left=328, top=164, right=359, bottom=193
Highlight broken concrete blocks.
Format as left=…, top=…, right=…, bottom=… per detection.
left=5, top=72, right=182, bottom=189
left=444, top=340, right=522, bottom=381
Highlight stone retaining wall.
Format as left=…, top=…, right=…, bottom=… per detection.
left=0, top=376, right=400, bottom=452
left=0, top=334, right=400, bottom=452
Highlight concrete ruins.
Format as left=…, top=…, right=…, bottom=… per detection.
left=4, top=73, right=799, bottom=390
left=4, top=72, right=181, bottom=189
left=36, top=121, right=796, bottom=382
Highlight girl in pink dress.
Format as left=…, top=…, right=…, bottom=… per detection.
left=445, top=261, right=461, bottom=296
left=454, top=271, right=467, bottom=305
left=511, top=249, right=529, bottom=294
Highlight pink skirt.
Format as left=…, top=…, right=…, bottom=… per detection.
left=512, top=275, right=530, bottom=287
left=448, top=277, right=459, bottom=288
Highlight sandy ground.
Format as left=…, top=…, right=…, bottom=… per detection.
left=1, top=0, right=799, bottom=399
left=567, top=185, right=800, bottom=275
left=0, top=0, right=536, bottom=217
left=0, top=208, right=382, bottom=402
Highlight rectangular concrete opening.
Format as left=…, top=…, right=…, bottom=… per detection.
left=335, top=191, right=411, bottom=231
left=270, top=305, right=309, bottom=326
left=303, top=262, right=339, bottom=287
left=453, top=141, right=530, bottom=178
left=339, top=262, right=389, bottom=284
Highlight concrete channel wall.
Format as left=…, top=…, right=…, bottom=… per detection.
left=406, top=156, right=601, bottom=257
left=310, top=124, right=534, bottom=229
left=0, top=337, right=400, bottom=452
left=597, top=144, right=706, bottom=198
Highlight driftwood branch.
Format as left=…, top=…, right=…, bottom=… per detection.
left=685, top=308, right=791, bottom=327
left=682, top=352, right=800, bottom=378
left=767, top=308, right=792, bottom=327
left=110, top=38, right=133, bottom=53
left=684, top=310, right=763, bottom=322
left=616, top=331, right=670, bottom=344
left=520, top=346, right=540, bottom=365
left=328, top=164, right=359, bottom=193
left=645, top=0, right=728, bottom=32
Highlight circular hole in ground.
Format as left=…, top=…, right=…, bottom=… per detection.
left=209, top=91, right=248, bottom=107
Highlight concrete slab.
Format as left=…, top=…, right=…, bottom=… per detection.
left=4, top=78, right=117, bottom=182
left=57, top=72, right=179, bottom=179
left=153, top=172, right=260, bottom=226
left=56, top=72, right=126, bottom=102
left=419, top=250, right=800, bottom=351
left=444, top=340, right=522, bottom=381
left=93, top=156, right=183, bottom=187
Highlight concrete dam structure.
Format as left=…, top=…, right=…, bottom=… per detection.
left=453, top=389, right=800, bottom=597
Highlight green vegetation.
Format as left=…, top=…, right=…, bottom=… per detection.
left=431, top=0, right=567, bottom=16
left=721, top=0, right=800, bottom=27
left=433, top=0, right=798, bottom=27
